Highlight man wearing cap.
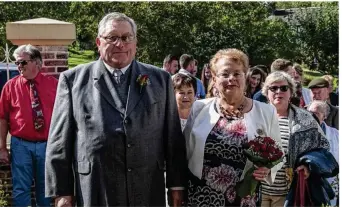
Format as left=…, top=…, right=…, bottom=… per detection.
left=308, top=77, right=339, bottom=129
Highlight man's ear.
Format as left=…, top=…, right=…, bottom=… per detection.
left=95, top=37, right=101, bottom=48
left=165, top=63, right=170, bottom=70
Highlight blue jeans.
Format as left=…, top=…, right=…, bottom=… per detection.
left=10, top=136, right=51, bottom=207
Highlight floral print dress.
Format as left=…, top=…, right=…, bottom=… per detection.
left=187, top=115, right=258, bottom=207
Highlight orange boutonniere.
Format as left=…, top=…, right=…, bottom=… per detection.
left=136, top=74, right=150, bottom=93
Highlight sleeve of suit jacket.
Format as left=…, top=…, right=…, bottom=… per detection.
left=45, top=72, right=75, bottom=197
left=163, top=73, right=187, bottom=188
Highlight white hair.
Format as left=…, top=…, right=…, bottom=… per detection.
left=13, top=44, right=42, bottom=66
left=307, top=100, right=330, bottom=119
left=98, top=12, right=137, bottom=39
left=261, top=71, right=296, bottom=97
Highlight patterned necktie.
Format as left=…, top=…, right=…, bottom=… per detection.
left=113, top=70, right=123, bottom=84
left=29, top=80, right=45, bottom=131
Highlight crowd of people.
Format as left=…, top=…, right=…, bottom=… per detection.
left=168, top=50, right=339, bottom=207
left=0, top=11, right=339, bottom=207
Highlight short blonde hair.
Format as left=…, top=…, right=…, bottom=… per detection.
left=210, top=48, right=249, bottom=76
left=261, top=71, right=296, bottom=97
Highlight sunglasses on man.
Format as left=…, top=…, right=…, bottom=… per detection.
left=268, top=85, right=289, bottom=92
left=15, top=60, right=33, bottom=66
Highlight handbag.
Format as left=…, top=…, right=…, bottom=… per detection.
left=293, top=169, right=313, bottom=207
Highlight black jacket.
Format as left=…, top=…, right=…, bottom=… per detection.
left=325, top=103, right=339, bottom=130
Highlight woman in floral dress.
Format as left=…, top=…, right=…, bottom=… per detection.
left=183, top=49, right=283, bottom=207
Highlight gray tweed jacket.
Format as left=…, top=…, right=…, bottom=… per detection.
left=45, top=59, right=187, bottom=206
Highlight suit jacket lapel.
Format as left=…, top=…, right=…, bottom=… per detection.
left=125, top=60, right=145, bottom=117
left=93, top=60, right=125, bottom=114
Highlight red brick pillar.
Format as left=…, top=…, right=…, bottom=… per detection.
left=37, top=46, right=69, bottom=79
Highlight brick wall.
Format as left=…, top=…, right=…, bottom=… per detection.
left=0, top=164, right=12, bottom=205
left=0, top=45, right=69, bottom=206
left=37, top=45, right=69, bottom=79
left=0, top=163, right=51, bottom=206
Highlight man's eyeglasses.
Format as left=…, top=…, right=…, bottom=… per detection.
left=15, top=60, right=32, bottom=66
left=268, top=85, right=289, bottom=92
left=100, top=35, right=135, bottom=44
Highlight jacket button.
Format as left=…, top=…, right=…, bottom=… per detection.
left=127, top=144, right=131, bottom=148
left=127, top=168, right=132, bottom=172
left=124, top=119, right=128, bottom=124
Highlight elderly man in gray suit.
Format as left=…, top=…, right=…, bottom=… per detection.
left=45, top=12, right=187, bottom=207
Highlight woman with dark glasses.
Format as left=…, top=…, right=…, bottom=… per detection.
left=260, top=71, right=333, bottom=207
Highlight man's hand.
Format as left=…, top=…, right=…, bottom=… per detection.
left=0, top=148, right=9, bottom=164
left=55, top=196, right=73, bottom=207
left=170, top=190, right=184, bottom=207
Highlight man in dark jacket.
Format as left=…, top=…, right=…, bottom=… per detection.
left=308, top=78, right=339, bottom=130
left=45, top=12, right=187, bottom=207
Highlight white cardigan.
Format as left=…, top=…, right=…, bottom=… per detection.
left=324, top=122, right=339, bottom=206
left=183, top=98, right=283, bottom=185
left=324, top=122, right=339, bottom=163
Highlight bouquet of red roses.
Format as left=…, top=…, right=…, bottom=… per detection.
left=236, top=135, right=283, bottom=198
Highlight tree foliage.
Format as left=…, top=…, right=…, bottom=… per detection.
left=0, top=2, right=338, bottom=74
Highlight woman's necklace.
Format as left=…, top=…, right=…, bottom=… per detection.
left=218, top=97, right=247, bottom=118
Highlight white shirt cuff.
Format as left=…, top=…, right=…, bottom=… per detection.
left=169, top=187, right=185, bottom=190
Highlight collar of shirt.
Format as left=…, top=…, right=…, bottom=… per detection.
left=178, top=68, right=191, bottom=75
left=21, top=72, right=44, bottom=85
left=103, top=61, right=131, bottom=75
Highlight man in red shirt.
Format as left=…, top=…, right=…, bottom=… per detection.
left=0, top=44, right=58, bottom=206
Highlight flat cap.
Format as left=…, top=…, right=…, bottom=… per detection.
left=308, top=78, right=329, bottom=89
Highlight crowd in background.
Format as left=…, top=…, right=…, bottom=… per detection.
left=166, top=52, right=339, bottom=207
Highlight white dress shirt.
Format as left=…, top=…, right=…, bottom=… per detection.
left=103, top=61, right=131, bottom=75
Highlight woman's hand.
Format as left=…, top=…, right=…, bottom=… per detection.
left=55, top=196, right=72, bottom=207
left=253, top=166, right=271, bottom=181
left=168, top=189, right=184, bottom=207
left=296, top=165, right=310, bottom=179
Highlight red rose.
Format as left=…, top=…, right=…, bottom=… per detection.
left=261, top=151, right=269, bottom=159
left=264, top=137, right=275, bottom=145
left=269, top=154, right=274, bottom=160
left=260, top=144, right=267, bottom=152
left=249, top=140, right=255, bottom=146
left=274, top=151, right=283, bottom=159
left=268, top=146, right=275, bottom=154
